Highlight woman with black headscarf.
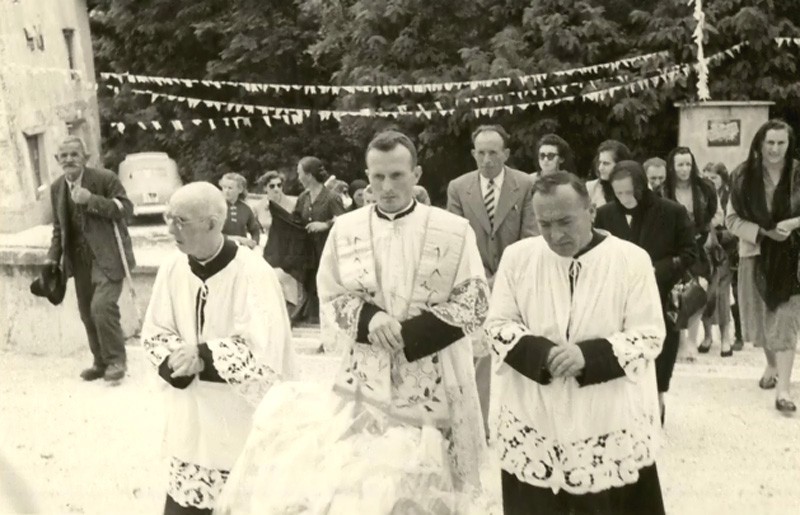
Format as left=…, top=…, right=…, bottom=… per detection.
left=662, top=146, right=720, bottom=362
left=586, top=140, right=632, bottom=208
left=595, top=160, right=697, bottom=424
left=727, top=119, right=800, bottom=413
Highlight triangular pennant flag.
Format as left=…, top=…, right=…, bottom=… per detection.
left=183, top=80, right=193, bottom=88
left=152, top=121, right=162, bottom=130
left=231, top=118, right=239, bottom=129
left=259, top=116, right=270, bottom=127
left=192, top=119, right=203, bottom=126
left=115, top=122, right=125, bottom=134
left=171, top=120, right=184, bottom=131
left=137, top=122, right=147, bottom=130
left=243, top=118, right=252, bottom=127
left=222, top=118, right=230, bottom=127
left=209, top=120, right=216, bottom=130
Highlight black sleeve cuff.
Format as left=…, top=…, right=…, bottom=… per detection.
left=197, top=343, right=225, bottom=383
left=401, top=311, right=465, bottom=362
left=504, top=335, right=557, bottom=385
left=356, top=302, right=383, bottom=344
left=157, top=358, right=195, bottom=389
left=576, top=338, right=626, bottom=386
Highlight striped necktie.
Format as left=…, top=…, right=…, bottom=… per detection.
left=484, top=178, right=495, bottom=227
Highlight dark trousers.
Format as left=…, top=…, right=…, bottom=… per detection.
left=164, top=495, right=211, bottom=515
left=72, top=254, right=126, bottom=367
left=655, top=324, right=679, bottom=393
left=502, top=465, right=665, bottom=515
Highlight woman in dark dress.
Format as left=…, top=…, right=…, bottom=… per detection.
left=595, top=160, right=697, bottom=424
left=662, top=147, right=720, bottom=361
left=293, top=156, right=345, bottom=323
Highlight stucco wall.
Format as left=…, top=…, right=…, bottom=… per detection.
left=676, top=101, right=774, bottom=174
left=0, top=0, right=101, bottom=233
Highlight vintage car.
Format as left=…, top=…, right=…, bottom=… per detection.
left=118, top=152, right=182, bottom=216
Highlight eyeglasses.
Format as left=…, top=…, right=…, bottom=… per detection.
left=539, top=152, right=559, bottom=161
left=163, top=212, right=208, bottom=231
left=267, top=183, right=283, bottom=189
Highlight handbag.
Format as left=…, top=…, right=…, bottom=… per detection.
left=672, top=274, right=708, bottom=329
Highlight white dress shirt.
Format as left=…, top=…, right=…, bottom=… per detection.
left=479, top=167, right=505, bottom=215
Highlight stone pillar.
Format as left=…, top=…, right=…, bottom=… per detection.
left=675, top=101, right=774, bottom=173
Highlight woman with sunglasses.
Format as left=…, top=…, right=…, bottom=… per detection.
left=254, top=171, right=298, bottom=230
left=586, top=140, right=633, bottom=208
left=534, top=133, right=576, bottom=178
left=255, top=170, right=305, bottom=319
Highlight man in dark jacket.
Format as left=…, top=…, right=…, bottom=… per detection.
left=46, top=136, right=136, bottom=382
left=595, top=160, right=697, bottom=423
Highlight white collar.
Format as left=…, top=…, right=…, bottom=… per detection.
left=65, top=171, right=84, bottom=188
left=375, top=200, right=416, bottom=221
left=197, top=238, right=225, bottom=265
left=479, top=167, right=505, bottom=189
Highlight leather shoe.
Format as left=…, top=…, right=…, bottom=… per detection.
left=697, top=341, right=712, bottom=354
left=775, top=398, right=796, bottom=413
left=720, top=349, right=733, bottom=357
left=732, top=339, right=744, bottom=351
left=80, top=365, right=106, bottom=381
left=758, top=376, right=777, bottom=390
left=104, top=363, right=126, bottom=382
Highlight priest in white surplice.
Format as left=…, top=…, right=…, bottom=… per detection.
left=216, top=131, right=494, bottom=514
left=141, top=182, right=295, bottom=515
left=486, top=172, right=666, bottom=515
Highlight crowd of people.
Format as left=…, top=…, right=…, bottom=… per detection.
left=38, top=117, right=799, bottom=514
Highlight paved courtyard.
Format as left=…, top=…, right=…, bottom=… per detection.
left=1, top=340, right=799, bottom=514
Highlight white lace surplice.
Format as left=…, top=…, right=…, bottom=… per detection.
left=319, top=204, right=490, bottom=491
left=486, top=235, right=665, bottom=495
left=141, top=247, right=295, bottom=508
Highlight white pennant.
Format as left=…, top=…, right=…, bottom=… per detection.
left=171, top=120, right=184, bottom=131
left=137, top=122, right=147, bottom=130
left=115, top=122, right=125, bottom=134
left=209, top=120, right=216, bottom=130
left=262, top=116, right=272, bottom=127
left=152, top=121, right=162, bottom=130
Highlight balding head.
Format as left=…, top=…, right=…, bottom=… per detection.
left=170, top=182, right=227, bottom=226
left=166, top=182, right=227, bottom=258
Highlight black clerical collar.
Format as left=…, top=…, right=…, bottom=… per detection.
left=188, top=238, right=238, bottom=281
left=573, top=230, right=607, bottom=259
left=375, top=200, right=417, bottom=221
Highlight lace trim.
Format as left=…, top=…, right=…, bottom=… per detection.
left=607, top=331, right=663, bottom=380
left=142, top=333, right=183, bottom=367
left=168, top=456, right=229, bottom=509
left=486, top=320, right=530, bottom=362
left=496, top=406, right=657, bottom=495
left=429, top=277, right=490, bottom=335
left=206, top=336, right=280, bottom=406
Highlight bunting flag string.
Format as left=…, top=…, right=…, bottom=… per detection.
left=109, top=62, right=697, bottom=133
left=99, top=50, right=670, bottom=96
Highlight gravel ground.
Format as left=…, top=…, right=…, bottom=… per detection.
left=1, top=343, right=798, bottom=514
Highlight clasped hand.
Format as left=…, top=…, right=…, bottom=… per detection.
left=168, top=344, right=204, bottom=377
left=367, top=312, right=404, bottom=352
left=547, top=344, right=585, bottom=379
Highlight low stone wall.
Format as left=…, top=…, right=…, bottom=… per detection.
left=0, top=225, right=165, bottom=356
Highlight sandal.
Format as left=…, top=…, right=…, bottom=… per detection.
left=697, top=341, right=712, bottom=354
left=758, top=376, right=777, bottom=390
left=775, top=398, right=796, bottom=413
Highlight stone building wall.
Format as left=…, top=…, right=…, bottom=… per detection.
left=0, top=0, right=101, bottom=233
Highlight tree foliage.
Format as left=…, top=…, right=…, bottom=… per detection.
left=90, top=0, right=800, bottom=203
